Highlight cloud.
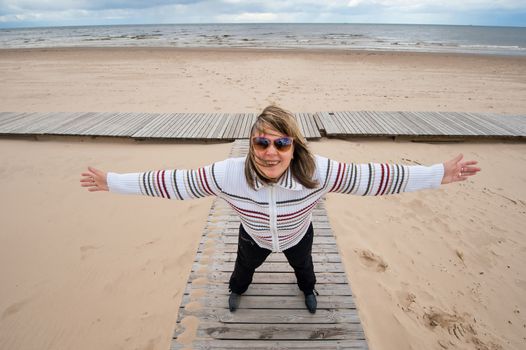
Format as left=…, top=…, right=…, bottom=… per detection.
left=0, top=0, right=524, bottom=27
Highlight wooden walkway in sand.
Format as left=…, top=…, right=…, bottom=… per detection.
left=171, top=140, right=368, bottom=350
left=0, top=111, right=525, bottom=140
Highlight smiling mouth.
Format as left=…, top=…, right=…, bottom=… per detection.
left=261, top=160, right=280, bottom=167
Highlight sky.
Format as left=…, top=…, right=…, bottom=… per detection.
left=0, top=0, right=525, bottom=28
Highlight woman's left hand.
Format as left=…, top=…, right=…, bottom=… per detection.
left=442, top=154, right=481, bottom=184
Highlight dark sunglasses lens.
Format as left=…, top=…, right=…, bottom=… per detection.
left=275, top=138, right=292, bottom=151
left=253, top=137, right=271, bottom=150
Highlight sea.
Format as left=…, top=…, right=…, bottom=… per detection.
left=0, top=23, right=525, bottom=56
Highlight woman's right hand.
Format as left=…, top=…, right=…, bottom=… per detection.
left=80, top=166, right=109, bottom=192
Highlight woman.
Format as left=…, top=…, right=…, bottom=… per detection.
left=80, top=105, right=480, bottom=314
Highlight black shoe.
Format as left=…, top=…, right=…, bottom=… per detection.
left=305, top=293, right=317, bottom=314
left=229, top=292, right=241, bottom=312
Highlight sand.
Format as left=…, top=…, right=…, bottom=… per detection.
left=311, top=139, right=526, bottom=350
left=0, top=47, right=525, bottom=350
left=0, top=47, right=525, bottom=115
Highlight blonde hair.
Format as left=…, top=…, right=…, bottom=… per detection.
left=244, top=105, right=319, bottom=189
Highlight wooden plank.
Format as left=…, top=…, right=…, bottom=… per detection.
left=130, top=113, right=164, bottom=137
left=313, top=112, right=325, bottom=133
left=166, top=112, right=190, bottom=138
left=353, top=111, right=379, bottom=134
left=331, top=112, right=352, bottom=134
left=221, top=113, right=235, bottom=139
left=206, top=113, right=226, bottom=139
left=338, top=111, right=365, bottom=134
left=188, top=271, right=348, bottom=284
left=225, top=113, right=243, bottom=139
left=393, top=112, right=433, bottom=135
left=246, top=113, right=254, bottom=138
left=80, top=112, right=124, bottom=135
left=434, top=112, right=479, bottom=136
left=236, top=113, right=249, bottom=139
left=317, top=111, right=340, bottom=135
left=240, top=113, right=253, bottom=139
left=454, top=112, right=510, bottom=136
left=173, top=339, right=365, bottom=350
left=196, top=113, right=213, bottom=139
left=177, top=307, right=360, bottom=324
left=0, top=112, right=28, bottom=129
left=217, top=113, right=234, bottom=139
left=297, top=113, right=310, bottom=137
left=361, top=111, right=398, bottom=135
left=0, top=112, right=48, bottom=133
left=0, top=112, right=37, bottom=131
left=413, top=112, right=458, bottom=135
left=395, top=111, right=439, bottom=136
left=181, top=294, right=356, bottom=310
left=184, top=283, right=351, bottom=296
left=147, top=113, right=177, bottom=138
left=175, top=113, right=199, bottom=138
left=468, top=113, right=523, bottom=136
left=198, top=113, right=217, bottom=138
left=193, top=252, right=341, bottom=264
left=90, top=112, right=136, bottom=136
left=302, top=113, right=315, bottom=138
left=5, top=112, right=55, bottom=134
left=191, top=261, right=345, bottom=273
left=176, top=322, right=364, bottom=341
left=110, top=112, right=150, bottom=137
left=165, top=113, right=195, bottom=138
left=358, top=111, right=390, bottom=135
left=189, top=113, right=211, bottom=139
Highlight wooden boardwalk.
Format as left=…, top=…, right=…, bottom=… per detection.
left=0, top=111, right=524, bottom=140
left=171, top=140, right=368, bottom=350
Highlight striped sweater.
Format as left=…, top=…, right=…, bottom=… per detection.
left=107, top=155, right=444, bottom=252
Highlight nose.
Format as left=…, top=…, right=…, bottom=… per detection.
left=264, top=143, right=279, bottom=156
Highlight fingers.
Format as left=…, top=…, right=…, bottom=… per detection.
left=88, top=187, right=104, bottom=192
left=462, top=160, right=478, bottom=166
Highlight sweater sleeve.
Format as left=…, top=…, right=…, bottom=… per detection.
left=316, top=155, right=444, bottom=196
left=106, top=159, right=228, bottom=200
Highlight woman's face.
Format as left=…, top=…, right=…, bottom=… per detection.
left=252, top=128, right=294, bottom=181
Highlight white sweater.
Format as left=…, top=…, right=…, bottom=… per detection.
left=107, top=155, right=444, bottom=252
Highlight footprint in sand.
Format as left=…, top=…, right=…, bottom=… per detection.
left=202, top=247, right=215, bottom=256
left=2, top=298, right=31, bottom=320
left=175, top=315, right=199, bottom=346
left=190, top=289, right=206, bottom=300
left=356, top=249, right=388, bottom=272
left=192, top=277, right=208, bottom=286
left=396, top=290, right=416, bottom=312
left=80, top=244, right=101, bottom=260
left=422, top=308, right=501, bottom=349
left=185, top=301, right=203, bottom=312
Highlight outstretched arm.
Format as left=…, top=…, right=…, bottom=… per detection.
left=441, top=154, right=481, bottom=184
left=318, top=153, right=480, bottom=196
left=79, top=161, right=227, bottom=200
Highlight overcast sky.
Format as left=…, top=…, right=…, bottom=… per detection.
left=0, top=0, right=525, bottom=28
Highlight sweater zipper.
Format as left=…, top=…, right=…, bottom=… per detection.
left=269, top=184, right=279, bottom=252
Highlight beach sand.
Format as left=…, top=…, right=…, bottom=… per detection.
left=0, top=48, right=525, bottom=350
left=0, top=47, right=525, bottom=114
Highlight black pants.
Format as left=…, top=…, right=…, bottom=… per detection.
left=228, top=223, right=316, bottom=295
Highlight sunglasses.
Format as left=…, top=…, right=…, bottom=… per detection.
left=252, top=136, right=293, bottom=152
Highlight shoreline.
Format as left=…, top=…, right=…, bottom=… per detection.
left=2, top=45, right=526, bottom=59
